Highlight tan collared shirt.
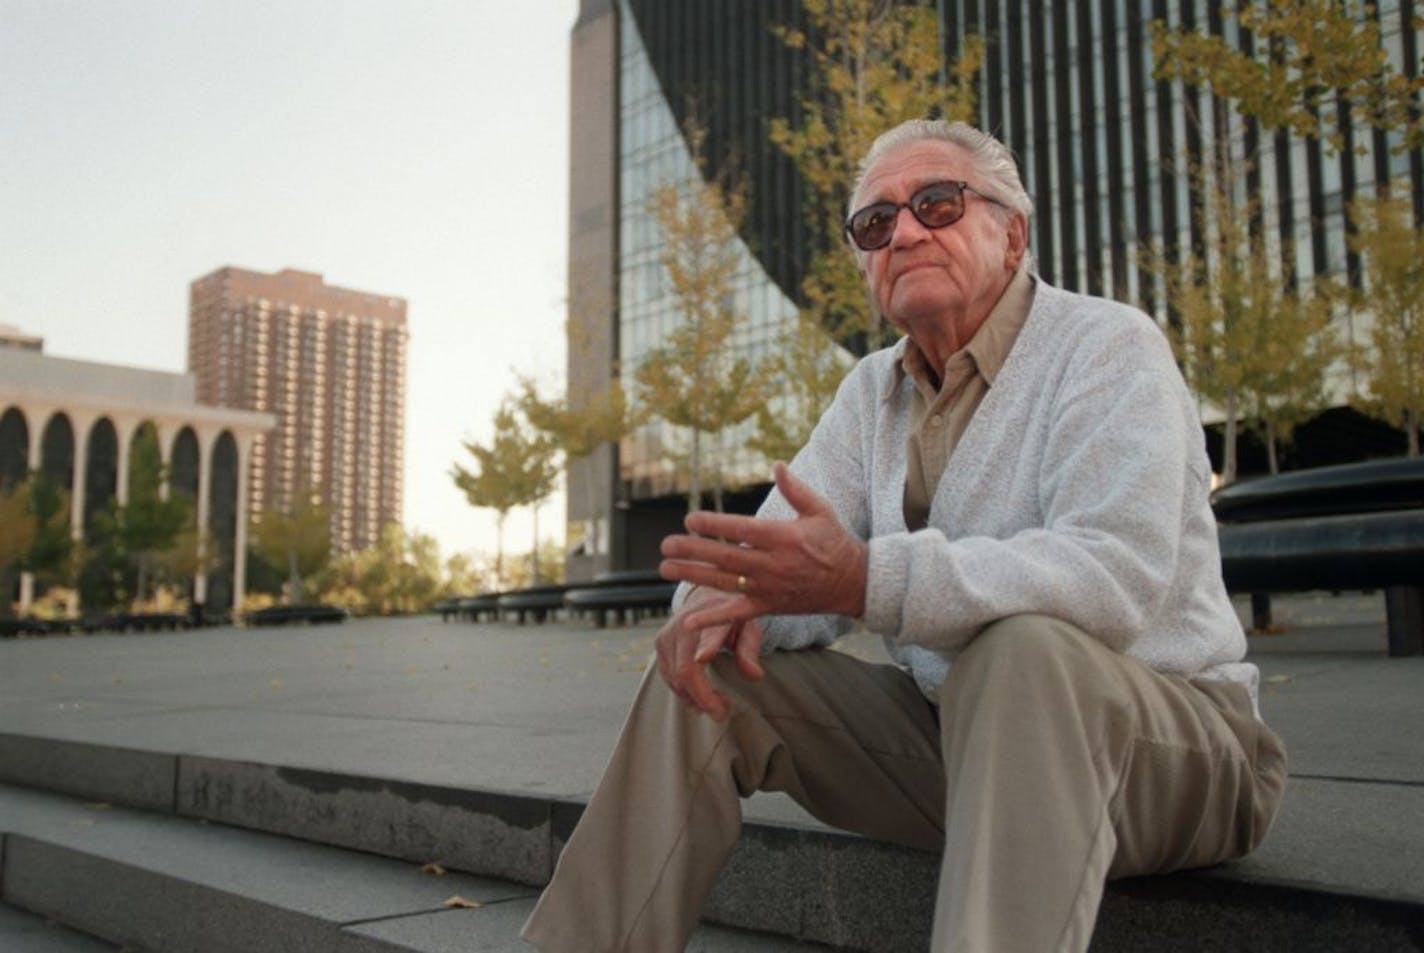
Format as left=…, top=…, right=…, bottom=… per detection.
left=899, top=268, right=1036, bottom=530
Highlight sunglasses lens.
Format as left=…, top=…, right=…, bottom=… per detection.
left=846, top=182, right=970, bottom=250
left=912, top=183, right=965, bottom=228
left=849, top=204, right=898, bottom=250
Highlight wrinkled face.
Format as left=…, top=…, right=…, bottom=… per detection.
left=851, top=140, right=1026, bottom=341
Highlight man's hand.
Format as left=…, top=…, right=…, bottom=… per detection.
left=653, top=587, right=765, bottom=722
left=659, top=462, right=868, bottom=633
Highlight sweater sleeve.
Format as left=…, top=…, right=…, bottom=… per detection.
left=862, top=323, right=1203, bottom=655
left=747, top=356, right=884, bottom=652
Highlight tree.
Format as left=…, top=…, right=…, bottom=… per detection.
left=452, top=401, right=559, bottom=586
left=1144, top=159, right=1338, bottom=480
left=1344, top=189, right=1424, bottom=455
left=747, top=314, right=853, bottom=463
left=1151, top=0, right=1422, bottom=463
left=635, top=120, right=768, bottom=512
left=24, top=474, right=76, bottom=593
left=1243, top=286, right=1338, bottom=473
left=771, top=0, right=983, bottom=352
left=96, top=426, right=192, bottom=608
left=0, top=473, right=75, bottom=609
left=0, top=480, right=36, bottom=619
left=440, top=551, right=485, bottom=599
left=517, top=374, right=640, bottom=568
left=1152, top=0, right=1424, bottom=157
left=250, top=485, right=331, bottom=604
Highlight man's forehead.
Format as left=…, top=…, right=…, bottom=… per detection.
left=855, top=140, right=970, bottom=204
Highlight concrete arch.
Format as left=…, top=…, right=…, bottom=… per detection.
left=207, top=431, right=240, bottom=611
left=0, top=405, right=27, bottom=490
left=171, top=427, right=200, bottom=502
left=83, top=417, right=118, bottom=540
left=1, top=346, right=273, bottom=615
left=40, top=413, right=75, bottom=489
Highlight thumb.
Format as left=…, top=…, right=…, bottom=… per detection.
left=774, top=461, right=828, bottom=518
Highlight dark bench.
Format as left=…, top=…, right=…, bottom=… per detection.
left=455, top=594, right=502, bottom=622
left=74, top=612, right=187, bottom=634
left=563, top=574, right=678, bottom=627
left=1213, top=457, right=1424, bottom=656
left=497, top=584, right=575, bottom=624
left=0, top=617, right=67, bottom=638
left=244, top=603, right=348, bottom=627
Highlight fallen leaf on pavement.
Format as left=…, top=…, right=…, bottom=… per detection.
left=443, top=895, right=483, bottom=909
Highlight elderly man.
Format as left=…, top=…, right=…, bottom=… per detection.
left=522, top=119, right=1286, bottom=953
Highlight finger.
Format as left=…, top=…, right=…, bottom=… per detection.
left=694, top=624, right=725, bottom=664
left=682, top=509, right=767, bottom=545
left=659, top=558, right=753, bottom=595
left=682, top=596, right=758, bottom=634
left=674, top=622, right=729, bottom=721
left=731, top=619, right=765, bottom=681
left=659, top=535, right=762, bottom=573
left=683, top=510, right=798, bottom=551
left=773, top=461, right=832, bottom=518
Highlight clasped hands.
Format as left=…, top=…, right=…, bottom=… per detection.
left=654, top=462, right=868, bottom=721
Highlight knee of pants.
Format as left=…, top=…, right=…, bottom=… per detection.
left=938, top=613, right=1130, bottom=723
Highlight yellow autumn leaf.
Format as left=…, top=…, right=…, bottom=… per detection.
left=443, top=895, right=483, bottom=910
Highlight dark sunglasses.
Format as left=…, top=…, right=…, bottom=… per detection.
left=843, top=180, right=1006, bottom=251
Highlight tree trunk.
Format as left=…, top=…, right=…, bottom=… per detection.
left=584, top=467, right=601, bottom=565
left=1221, top=389, right=1239, bottom=485
left=688, top=428, right=702, bottom=514
left=1408, top=407, right=1420, bottom=457
left=0, top=567, right=15, bottom=619
left=135, top=554, right=149, bottom=611
left=531, top=502, right=541, bottom=585
left=287, top=545, right=301, bottom=605
left=495, top=513, right=506, bottom=589
left=712, top=432, right=725, bottom=513
left=1265, top=419, right=1280, bottom=475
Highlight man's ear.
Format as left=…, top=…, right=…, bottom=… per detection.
left=1005, top=213, right=1029, bottom=269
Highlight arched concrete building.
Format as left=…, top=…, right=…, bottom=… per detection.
left=0, top=345, right=273, bottom=615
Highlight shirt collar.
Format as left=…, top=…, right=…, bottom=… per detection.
left=883, top=267, right=1036, bottom=402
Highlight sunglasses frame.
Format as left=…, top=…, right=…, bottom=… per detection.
left=843, top=180, right=1006, bottom=252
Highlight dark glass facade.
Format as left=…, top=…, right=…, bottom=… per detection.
left=572, top=0, right=1424, bottom=569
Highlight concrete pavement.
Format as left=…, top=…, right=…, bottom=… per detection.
left=1, top=590, right=1421, bottom=950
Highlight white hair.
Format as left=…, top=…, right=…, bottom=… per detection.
left=849, top=119, right=1034, bottom=220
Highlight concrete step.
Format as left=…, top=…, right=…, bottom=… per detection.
left=0, top=783, right=833, bottom=953
left=0, top=903, right=120, bottom=953
left=2, top=732, right=1423, bottom=952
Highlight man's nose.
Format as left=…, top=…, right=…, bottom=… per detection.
left=890, top=205, right=930, bottom=248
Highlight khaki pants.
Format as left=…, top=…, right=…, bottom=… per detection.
left=521, top=614, right=1287, bottom=952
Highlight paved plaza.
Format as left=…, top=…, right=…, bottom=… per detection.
left=1, top=590, right=1421, bottom=951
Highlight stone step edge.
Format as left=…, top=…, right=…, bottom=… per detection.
left=0, top=805, right=539, bottom=953
left=2, top=732, right=1422, bottom=951
left=0, top=786, right=842, bottom=953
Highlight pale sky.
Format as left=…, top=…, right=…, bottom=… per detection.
left=1, top=0, right=581, bottom=564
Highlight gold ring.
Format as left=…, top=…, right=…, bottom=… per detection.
left=735, top=574, right=748, bottom=593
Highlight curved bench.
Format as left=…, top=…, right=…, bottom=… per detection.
left=563, top=581, right=678, bottom=628
left=245, top=604, right=348, bottom=627
left=456, top=594, right=502, bottom=622
left=497, top=584, right=574, bottom=624
left=1213, top=458, right=1424, bottom=656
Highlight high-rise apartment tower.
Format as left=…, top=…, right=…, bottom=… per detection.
left=188, top=266, right=407, bottom=552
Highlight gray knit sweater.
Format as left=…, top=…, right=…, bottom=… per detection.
left=745, top=280, right=1257, bottom=703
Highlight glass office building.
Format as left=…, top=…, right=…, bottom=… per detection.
left=567, top=0, right=1422, bottom=573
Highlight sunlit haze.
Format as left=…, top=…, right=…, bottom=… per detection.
left=1, top=0, right=580, bottom=564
